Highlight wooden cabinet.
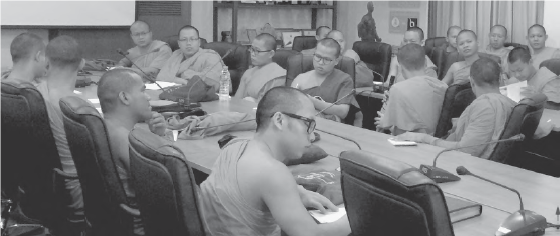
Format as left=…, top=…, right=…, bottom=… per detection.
left=213, top=1, right=337, bottom=42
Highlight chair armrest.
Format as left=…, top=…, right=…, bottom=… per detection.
left=119, top=203, right=140, bottom=217
left=53, top=168, right=79, bottom=179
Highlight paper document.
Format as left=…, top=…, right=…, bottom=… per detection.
left=88, top=98, right=100, bottom=104
left=501, top=80, right=527, bottom=103
left=388, top=138, right=417, bottom=146
left=146, top=82, right=179, bottom=90
left=309, top=206, right=346, bottom=223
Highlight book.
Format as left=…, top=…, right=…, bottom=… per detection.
left=445, top=195, right=482, bottom=223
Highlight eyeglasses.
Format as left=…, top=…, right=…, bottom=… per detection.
left=271, top=112, right=316, bottom=134
left=131, top=31, right=150, bottom=38
left=178, top=37, right=200, bottom=43
left=313, top=53, right=335, bottom=64
left=249, top=46, right=273, bottom=55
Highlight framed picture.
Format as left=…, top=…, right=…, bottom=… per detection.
left=281, top=31, right=302, bottom=48
left=302, top=29, right=315, bottom=36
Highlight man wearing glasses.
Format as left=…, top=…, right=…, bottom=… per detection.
left=157, top=25, right=224, bottom=91
left=200, top=87, right=351, bottom=236
left=234, top=33, right=286, bottom=102
left=291, top=38, right=359, bottom=123
left=116, top=21, right=172, bottom=79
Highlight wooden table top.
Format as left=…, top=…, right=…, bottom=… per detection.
left=76, top=75, right=560, bottom=236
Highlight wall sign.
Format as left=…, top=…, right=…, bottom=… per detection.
left=389, top=11, right=419, bottom=34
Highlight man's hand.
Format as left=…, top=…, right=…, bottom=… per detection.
left=374, top=111, right=384, bottom=126
left=297, top=185, right=338, bottom=214
left=396, top=132, right=429, bottom=143
left=148, top=112, right=167, bottom=136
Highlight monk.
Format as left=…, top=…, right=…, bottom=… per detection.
left=526, top=24, right=560, bottom=69
left=200, top=87, right=351, bottom=236
left=387, top=27, right=437, bottom=85
left=291, top=38, right=359, bottom=123
left=442, top=30, right=481, bottom=85
left=2, top=32, right=46, bottom=84
left=116, top=21, right=172, bottom=79
left=508, top=47, right=560, bottom=103
left=36, top=35, right=86, bottom=219
left=438, top=26, right=461, bottom=53
left=98, top=69, right=168, bottom=235
left=301, top=26, right=331, bottom=55
left=326, top=30, right=374, bottom=87
left=234, top=33, right=286, bottom=102
left=484, top=25, right=513, bottom=78
left=375, top=43, right=448, bottom=136
left=157, top=25, right=224, bottom=91
left=398, top=58, right=516, bottom=159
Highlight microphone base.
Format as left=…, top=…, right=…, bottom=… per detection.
left=419, top=165, right=461, bottom=183
left=495, top=210, right=547, bottom=236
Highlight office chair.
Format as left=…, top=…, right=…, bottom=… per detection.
left=129, top=128, right=206, bottom=236
left=163, top=35, right=207, bottom=52
left=340, top=150, right=455, bottom=236
left=539, top=58, right=560, bottom=110
left=440, top=52, right=500, bottom=80
left=488, top=94, right=558, bottom=176
left=424, top=37, right=447, bottom=59
left=202, top=42, right=249, bottom=95
left=272, top=49, right=300, bottom=70
left=292, top=36, right=317, bottom=52
left=352, top=41, right=392, bottom=83
left=434, top=83, right=476, bottom=138
left=1, top=81, right=84, bottom=235
left=60, top=96, right=140, bottom=236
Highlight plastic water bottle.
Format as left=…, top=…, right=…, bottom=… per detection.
left=219, top=66, right=231, bottom=101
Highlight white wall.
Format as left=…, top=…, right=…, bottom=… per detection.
left=191, top=1, right=214, bottom=42
left=1, top=29, right=49, bottom=71
left=543, top=1, right=560, bottom=48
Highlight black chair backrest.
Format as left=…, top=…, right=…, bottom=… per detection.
left=340, top=150, right=454, bottom=236
left=424, top=37, right=447, bottom=57
left=352, top=41, right=392, bottom=82
left=59, top=96, right=133, bottom=236
left=489, top=93, right=546, bottom=163
left=1, top=81, right=63, bottom=225
left=286, top=54, right=356, bottom=87
left=163, top=35, right=207, bottom=52
left=539, top=58, right=560, bottom=76
left=272, top=49, right=301, bottom=70
left=129, top=128, right=205, bottom=236
left=202, top=42, right=249, bottom=95
left=505, top=43, right=529, bottom=52
left=292, top=36, right=317, bottom=52
left=434, top=83, right=476, bottom=138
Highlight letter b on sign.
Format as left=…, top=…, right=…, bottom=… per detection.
left=407, top=18, right=418, bottom=29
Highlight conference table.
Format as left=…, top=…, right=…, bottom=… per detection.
left=76, top=72, right=560, bottom=236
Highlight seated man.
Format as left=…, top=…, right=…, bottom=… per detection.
left=291, top=38, right=359, bottom=123
left=508, top=47, right=560, bottom=103
left=437, top=26, right=461, bottom=53
left=2, top=32, right=46, bottom=84
left=388, top=27, right=437, bottom=85
left=484, top=25, right=513, bottom=79
left=301, top=26, right=331, bottom=55
left=234, top=33, right=286, bottom=102
left=157, top=25, right=223, bottom=91
left=526, top=24, right=560, bottom=69
left=327, top=30, right=374, bottom=87
left=116, top=21, right=172, bottom=80
left=36, top=35, right=86, bottom=218
left=442, top=30, right=481, bottom=85
left=398, top=58, right=516, bottom=159
left=98, top=69, right=168, bottom=235
left=375, top=44, right=448, bottom=136
left=200, top=86, right=351, bottom=236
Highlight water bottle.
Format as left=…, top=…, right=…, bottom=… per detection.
left=219, top=66, right=231, bottom=101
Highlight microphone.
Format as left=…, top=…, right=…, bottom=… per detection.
left=117, top=48, right=166, bottom=92
left=456, top=166, right=547, bottom=236
left=420, top=134, right=525, bottom=183
left=372, top=70, right=386, bottom=92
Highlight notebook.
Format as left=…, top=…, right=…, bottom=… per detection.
left=445, top=195, right=482, bottom=223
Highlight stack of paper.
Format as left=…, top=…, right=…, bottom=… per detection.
left=309, top=206, right=346, bottom=223
left=501, top=80, right=528, bottom=103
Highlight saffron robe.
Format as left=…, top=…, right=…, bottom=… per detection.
left=528, top=66, right=560, bottom=103
left=531, top=46, right=560, bottom=69
left=157, top=48, right=223, bottom=89
left=117, top=40, right=172, bottom=71
left=235, top=62, right=286, bottom=100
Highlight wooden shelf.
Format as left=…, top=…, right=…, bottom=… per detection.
left=214, top=3, right=335, bottom=9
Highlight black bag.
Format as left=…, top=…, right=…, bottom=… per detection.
left=159, top=75, right=219, bottom=103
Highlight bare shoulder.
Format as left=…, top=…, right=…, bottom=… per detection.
left=105, top=121, right=130, bottom=159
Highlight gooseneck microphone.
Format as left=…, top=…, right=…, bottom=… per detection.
left=117, top=48, right=166, bottom=92
left=456, top=166, right=547, bottom=236
left=420, top=134, right=525, bottom=183
left=184, top=48, right=234, bottom=104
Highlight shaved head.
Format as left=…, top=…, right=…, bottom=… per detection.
left=256, top=87, right=308, bottom=131
left=458, top=29, right=477, bottom=40
left=45, top=35, right=82, bottom=69
left=131, top=20, right=150, bottom=32
left=97, top=69, right=143, bottom=114
left=490, top=25, right=507, bottom=37
left=317, top=38, right=341, bottom=58
left=407, top=27, right=424, bottom=41
left=326, top=30, right=346, bottom=51
left=178, top=25, right=199, bottom=37
left=316, top=26, right=331, bottom=37
left=528, top=24, right=546, bottom=35
left=470, top=57, right=500, bottom=87
left=447, top=26, right=462, bottom=37
left=508, top=47, right=531, bottom=64
left=397, top=43, right=426, bottom=71
left=255, top=33, right=277, bottom=51
left=10, top=32, right=45, bottom=63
